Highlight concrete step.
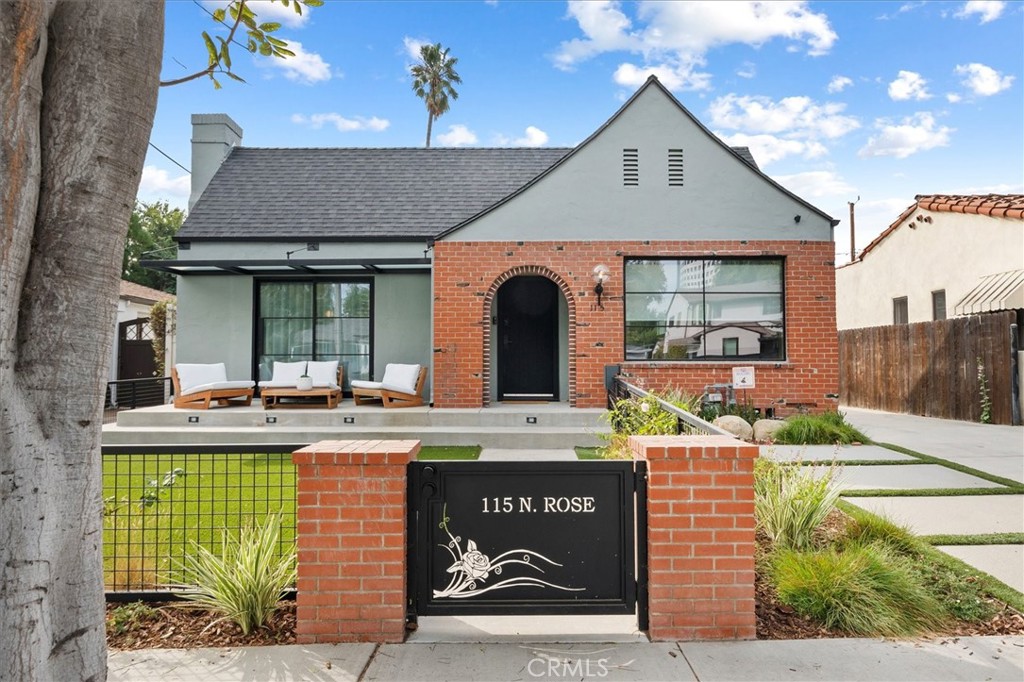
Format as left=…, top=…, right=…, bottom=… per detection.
left=101, top=424, right=607, bottom=449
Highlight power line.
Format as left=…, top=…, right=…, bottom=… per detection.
left=148, top=142, right=190, bottom=175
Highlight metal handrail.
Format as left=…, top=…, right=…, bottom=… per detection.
left=612, top=376, right=735, bottom=438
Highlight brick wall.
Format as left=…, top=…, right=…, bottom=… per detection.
left=292, top=440, right=419, bottom=643
left=630, top=434, right=757, bottom=641
left=432, top=239, right=838, bottom=409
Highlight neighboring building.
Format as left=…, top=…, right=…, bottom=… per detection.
left=147, top=77, right=840, bottom=411
left=836, top=195, right=1024, bottom=330
left=110, top=281, right=176, bottom=405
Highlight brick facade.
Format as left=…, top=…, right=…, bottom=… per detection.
left=630, top=434, right=757, bottom=641
left=292, top=440, right=419, bottom=643
left=432, top=239, right=838, bottom=409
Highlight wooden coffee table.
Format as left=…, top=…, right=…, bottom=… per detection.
left=261, top=386, right=342, bottom=409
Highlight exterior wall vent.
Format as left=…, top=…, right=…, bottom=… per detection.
left=668, top=148, right=684, bottom=186
left=623, top=148, right=639, bottom=186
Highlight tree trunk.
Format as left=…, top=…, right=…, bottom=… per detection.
left=426, top=112, right=433, bottom=148
left=1, top=2, right=163, bottom=680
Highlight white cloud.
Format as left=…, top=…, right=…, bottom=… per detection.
left=827, top=75, right=853, bottom=93
left=436, top=124, right=478, bottom=147
left=494, top=126, right=551, bottom=147
left=858, top=113, right=953, bottom=159
left=717, top=133, right=827, bottom=166
left=955, top=1, right=1005, bottom=23
left=737, top=62, right=757, bottom=79
left=554, top=1, right=836, bottom=90
left=708, top=94, right=860, bottom=139
left=264, top=40, right=331, bottom=83
left=613, top=62, right=711, bottom=91
left=955, top=62, right=1014, bottom=96
left=771, top=170, right=854, bottom=198
left=403, top=36, right=429, bottom=62
left=887, top=70, right=931, bottom=101
left=138, top=165, right=190, bottom=201
left=291, top=113, right=390, bottom=132
left=946, top=92, right=963, bottom=103
left=204, top=1, right=313, bottom=28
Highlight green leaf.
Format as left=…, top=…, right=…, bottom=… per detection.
left=202, top=31, right=218, bottom=66
left=247, top=38, right=257, bottom=53
left=226, top=71, right=246, bottom=83
left=212, top=8, right=226, bottom=22
left=258, top=42, right=272, bottom=57
left=266, top=35, right=287, bottom=47
left=273, top=47, right=295, bottom=58
left=209, top=74, right=222, bottom=90
left=258, top=22, right=282, bottom=32
left=303, top=0, right=324, bottom=6
left=217, top=38, right=232, bottom=69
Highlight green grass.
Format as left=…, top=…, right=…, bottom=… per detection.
left=921, top=533, right=1024, bottom=546
left=418, top=445, right=480, bottom=460
left=794, top=459, right=924, bottom=467
left=841, top=487, right=1018, bottom=497
left=576, top=447, right=603, bottom=460
left=772, top=411, right=870, bottom=445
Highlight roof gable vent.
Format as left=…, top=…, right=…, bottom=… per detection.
left=623, top=148, right=639, bottom=186
left=668, top=148, right=684, bottom=187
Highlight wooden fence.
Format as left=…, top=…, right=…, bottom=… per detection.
left=839, top=311, right=1017, bottom=424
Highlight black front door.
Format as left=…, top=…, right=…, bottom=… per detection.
left=497, top=276, right=558, bottom=401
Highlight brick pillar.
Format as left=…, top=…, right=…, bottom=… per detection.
left=292, top=439, right=419, bottom=643
left=631, top=435, right=757, bottom=641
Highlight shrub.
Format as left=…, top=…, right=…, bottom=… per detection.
left=841, top=513, right=921, bottom=556
left=174, top=512, right=296, bottom=635
left=754, top=457, right=842, bottom=550
left=771, top=543, right=948, bottom=636
left=773, top=411, right=868, bottom=445
left=106, top=601, right=159, bottom=636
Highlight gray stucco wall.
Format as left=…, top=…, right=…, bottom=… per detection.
left=445, top=84, right=833, bottom=242
left=175, top=273, right=432, bottom=399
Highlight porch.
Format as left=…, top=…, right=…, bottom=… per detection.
left=101, top=402, right=608, bottom=449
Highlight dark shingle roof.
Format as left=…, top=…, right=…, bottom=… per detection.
left=179, top=148, right=572, bottom=241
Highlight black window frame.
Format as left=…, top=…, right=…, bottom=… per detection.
left=623, top=256, right=787, bottom=363
left=253, top=277, right=374, bottom=391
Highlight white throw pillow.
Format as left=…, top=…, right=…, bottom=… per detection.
left=175, top=363, right=227, bottom=392
left=272, top=361, right=307, bottom=383
left=307, top=360, right=339, bottom=387
left=380, top=363, right=421, bottom=394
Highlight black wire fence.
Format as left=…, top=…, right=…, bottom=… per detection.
left=102, top=445, right=300, bottom=601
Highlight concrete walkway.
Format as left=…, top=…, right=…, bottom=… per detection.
left=840, top=406, right=1024, bottom=593
left=842, top=407, right=1024, bottom=483
left=108, top=636, right=1024, bottom=681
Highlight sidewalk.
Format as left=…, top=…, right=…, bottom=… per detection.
left=108, top=636, right=1024, bottom=681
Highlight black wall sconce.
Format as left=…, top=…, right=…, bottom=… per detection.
left=592, top=264, right=611, bottom=309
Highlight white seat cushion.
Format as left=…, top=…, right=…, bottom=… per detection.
left=307, top=360, right=339, bottom=387
left=380, top=363, right=421, bottom=394
left=180, top=380, right=255, bottom=397
left=175, top=363, right=228, bottom=393
left=271, top=361, right=307, bottom=384
left=350, top=380, right=383, bottom=390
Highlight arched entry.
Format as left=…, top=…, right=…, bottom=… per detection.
left=495, top=276, right=559, bottom=401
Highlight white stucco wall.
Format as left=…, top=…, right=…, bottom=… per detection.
left=836, top=211, right=1024, bottom=329
left=445, top=83, right=834, bottom=242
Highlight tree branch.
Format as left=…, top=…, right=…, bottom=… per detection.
left=159, top=0, right=247, bottom=87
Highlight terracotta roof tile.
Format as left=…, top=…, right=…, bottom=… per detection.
left=849, top=194, right=1023, bottom=263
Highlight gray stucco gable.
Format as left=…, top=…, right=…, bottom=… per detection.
left=438, top=77, right=836, bottom=243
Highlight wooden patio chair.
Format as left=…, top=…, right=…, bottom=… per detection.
left=351, top=363, right=428, bottom=408
left=171, top=363, right=255, bottom=409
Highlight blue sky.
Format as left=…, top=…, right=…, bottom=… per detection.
left=143, top=0, right=1023, bottom=259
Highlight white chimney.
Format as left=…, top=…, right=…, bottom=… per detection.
left=189, top=113, right=242, bottom=211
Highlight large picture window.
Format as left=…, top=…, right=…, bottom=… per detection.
left=256, top=280, right=371, bottom=390
left=624, top=258, right=785, bottom=361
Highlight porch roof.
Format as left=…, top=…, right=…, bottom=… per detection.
left=139, top=256, right=432, bottom=277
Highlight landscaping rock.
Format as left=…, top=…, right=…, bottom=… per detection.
left=713, top=415, right=753, bottom=440
left=753, top=419, right=787, bottom=442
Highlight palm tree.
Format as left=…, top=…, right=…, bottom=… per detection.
left=410, top=43, right=462, bottom=148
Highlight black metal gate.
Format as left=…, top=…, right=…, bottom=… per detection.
left=408, top=460, right=647, bottom=626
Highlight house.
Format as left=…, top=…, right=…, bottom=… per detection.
left=147, top=77, right=840, bottom=411
left=109, top=280, right=176, bottom=407
left=836, top=195, right=1024, bottom=330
